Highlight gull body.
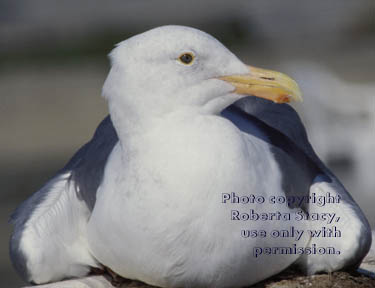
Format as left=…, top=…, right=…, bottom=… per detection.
left=88, top=111, right=308, bottom=287
left=9, top=26, right=371, bottom=287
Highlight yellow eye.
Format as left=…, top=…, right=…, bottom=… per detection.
left=178, top=52, right=195, bottom=65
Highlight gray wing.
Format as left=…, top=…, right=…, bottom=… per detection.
left=9, top=116, right=118, bottom=283
left=229, top=96, right=347, bottom=185
left=222, top=96, right=372, bottom=271
left=65, top=116, right=118, bottom=210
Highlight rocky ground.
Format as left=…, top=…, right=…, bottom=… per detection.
left=253, top=267, right=375, bottom=288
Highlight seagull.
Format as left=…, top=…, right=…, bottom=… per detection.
left=9, top=25, right=372, bottom=287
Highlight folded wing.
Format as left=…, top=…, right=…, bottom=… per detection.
left=223, top=96, right=372, bottom=273
left=9, top=116, right=117, bottom=284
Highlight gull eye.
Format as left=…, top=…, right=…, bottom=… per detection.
left=178, top=52, right=195, bottom=65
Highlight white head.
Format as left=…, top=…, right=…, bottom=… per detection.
left=103, top=25, right=301, bottom=135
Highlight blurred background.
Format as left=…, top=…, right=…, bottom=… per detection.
left=1, top=0, right=374, bottom=286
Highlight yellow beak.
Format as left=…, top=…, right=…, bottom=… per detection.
left=219, top=65, right=303, bottom=103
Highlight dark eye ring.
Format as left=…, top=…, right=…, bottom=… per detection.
left=178, top=52, right=195, bottom=65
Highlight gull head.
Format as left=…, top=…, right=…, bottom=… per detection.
left=103, top=25, right=302, bottom=125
